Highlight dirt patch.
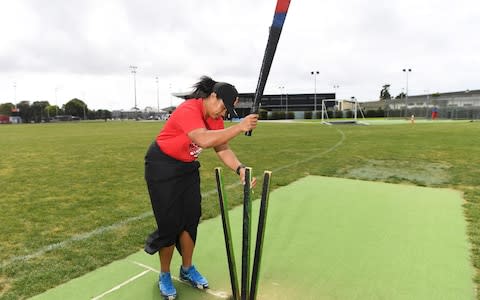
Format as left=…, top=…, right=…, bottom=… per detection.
left=341, top=159, right=451, bottom=186
left=0, top=275, right=12, bottom=298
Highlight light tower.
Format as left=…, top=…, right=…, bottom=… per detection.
left=129, top=65, right=138, bottom=111
left=403, top=68, right=412, bottom=117
left=310, top=71, right=319, bottom=116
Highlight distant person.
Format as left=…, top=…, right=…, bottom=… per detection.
left=431, top=107, right=438, bottom=120
left=143, top=75, right=258, bottom=299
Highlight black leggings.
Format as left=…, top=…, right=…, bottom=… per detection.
left=144, top=142, right=201, bottom=255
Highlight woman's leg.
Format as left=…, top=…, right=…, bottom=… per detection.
left=179, top=170, right=201, bottom=268
left=159, top=245, right=175, bottom=273
left=178, top=229, right=208, bottom=288
left=158, top=245, right=177, bottom=298
left=179, top=230, right=194, bottom=267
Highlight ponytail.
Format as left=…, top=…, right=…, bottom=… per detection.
left=189, top=76, right=217, bottom=99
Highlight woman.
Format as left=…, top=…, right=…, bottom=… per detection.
left=144, top=76, right=258, bottom=299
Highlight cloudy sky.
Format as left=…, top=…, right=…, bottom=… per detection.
left=0, top=0, right=478, bottom=110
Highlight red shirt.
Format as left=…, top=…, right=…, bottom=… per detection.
left=156, top=98, right=224, bottom=162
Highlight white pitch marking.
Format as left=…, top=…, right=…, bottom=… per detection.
left=1, top=212, right=152, bottom=269
left=131, top=261, right=229, bottom=299
left=91, top=269, right=150, bottom=300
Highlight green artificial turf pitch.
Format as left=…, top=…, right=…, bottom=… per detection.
left=31, top=176, right=475, bottom=300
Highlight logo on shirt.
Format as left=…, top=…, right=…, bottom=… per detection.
left=189, top=143, right=203, bottom=158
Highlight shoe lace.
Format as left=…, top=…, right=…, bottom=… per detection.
left=188, top=266, right=204, bottom=282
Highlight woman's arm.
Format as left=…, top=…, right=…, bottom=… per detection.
left=188, top=114, right=258, bottom=149
left=214, top=144, right=257, bottom=187
left=214, top=144, right=242, bottom=172
left=188, top=126, right=242, bottom=149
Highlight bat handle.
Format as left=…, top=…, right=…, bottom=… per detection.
left=245, top=108, right=258, bottom=136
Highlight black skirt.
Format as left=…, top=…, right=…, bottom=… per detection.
left=144, top=142, right=201, bottom=255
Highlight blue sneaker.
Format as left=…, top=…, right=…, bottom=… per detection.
left=179, top=265, right=209, bottom=289
left=159, top=272, right=177, bottom=300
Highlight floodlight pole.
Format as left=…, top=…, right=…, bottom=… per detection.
left=424, top=90, right=430, bottom=119
left=278, top=86, right=285, bottom=116
left=278, top=86, right=283, bottom=108
left=130, top=65, right=138, bottom=112
left=333, top=84, right=340, bottom=117
left=403, top=68, right=412, bottom=117
left=13, top=81, right=17, bottom=103
left=55, top=87, right=60, bottom=116
left=81, top=91, right=87, bottom=120
left=169, top=83, right=172, bottom=108
left=311, top=71, right=319, bottom=118
left=333, top=84, right=339, bottom=98
left=351, top=96, right=357, bottom=120
left=155, top=76, right=160, bottom=113
left=285, top=87, right=288, bottom=119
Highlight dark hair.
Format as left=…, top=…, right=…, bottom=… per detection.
left=189, top=76, right=217, bottom=98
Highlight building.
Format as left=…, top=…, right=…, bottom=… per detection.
left=111, top=110, right=139, bottom=119
left=173, top=92, right=336, bottom=118
left=111, top=108, right=170, bottom=120
left=0, top=115, right=9, bottom=124
left=235, top=92, right=335, bottom=117
left=10, top=116, right=22, bottom=123
left=389, top=89, right=480, bottom=119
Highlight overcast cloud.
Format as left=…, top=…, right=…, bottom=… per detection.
left=0, top=0, right=478, bottom=110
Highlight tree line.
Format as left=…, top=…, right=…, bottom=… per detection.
left=380, top=84, right=407, bottom=100
left=0, top=98, right=112, bottom=123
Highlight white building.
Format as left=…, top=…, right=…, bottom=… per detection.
left=388, top=89, right=480, bottom=119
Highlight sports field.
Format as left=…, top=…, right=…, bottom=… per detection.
left=1, top=119, right=479, bottom=299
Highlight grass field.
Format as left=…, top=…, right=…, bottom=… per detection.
left=0, top=119, right=479, bottom=299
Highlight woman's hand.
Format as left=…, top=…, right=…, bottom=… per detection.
left=238, top=114, right=259, bottom=132
left=239, top=167, right=257, bottom=189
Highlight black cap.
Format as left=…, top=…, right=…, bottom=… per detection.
left=213, top=82, right=239, bottom=118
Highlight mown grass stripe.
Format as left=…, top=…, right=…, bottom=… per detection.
left=0, top=127, right=345, bottom=269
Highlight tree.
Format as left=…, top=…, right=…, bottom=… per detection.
left=64, top=98, right=88, bottom=119
left=0, top=103, right=15, bottom=115
left=46, top=105, right=60, bottom=118
left=16, top=101, right=34, bottom=123
left=380, top=84, right=392, bottom=100
left=32, top=101, right=50, bottom=122
left=395, top=92, right=406, bottom=99
left=95, top=109, right=112, bottom=120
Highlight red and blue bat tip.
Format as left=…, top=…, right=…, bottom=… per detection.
left=275, top=0, right=290, bottom=13
left=273, top=0, right=290, bottom=28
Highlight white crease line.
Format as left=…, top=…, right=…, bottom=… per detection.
left=91, top=269, right=150, bottom=300
left=273, top=127, right=345, bottom=173
left=130, top=261, right=160, bottom=273
left=2, top=128, right=345, bottom=268
left=131, top=261, right=229, bottom=299
left=1, top=212, right=153, bottom=269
